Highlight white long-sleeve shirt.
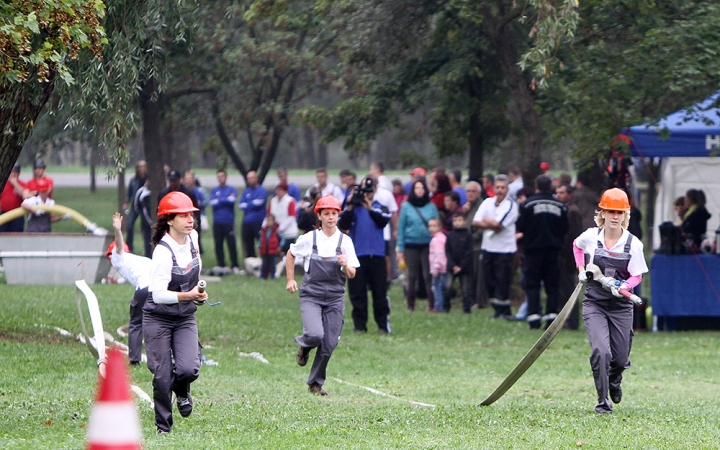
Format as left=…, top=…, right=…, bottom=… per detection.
left=149, top=230, right=201, bottom=304
left=110, top=250, right=152, bottom=289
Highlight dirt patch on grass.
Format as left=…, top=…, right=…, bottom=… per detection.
left=0, top=329, right=76, bottom=345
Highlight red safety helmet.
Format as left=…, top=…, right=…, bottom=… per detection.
left=314, top=194, right=342, bottom=213
left=157, top=191, right=199, bottom=217
left=598, top=188, right=631, bottom=211
left=106, top=242, right=131, bottom=259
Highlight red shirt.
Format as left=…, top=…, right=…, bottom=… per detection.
left=26, top=176, right=54, bottom=197
left=1, top=179, right=26, bottom=212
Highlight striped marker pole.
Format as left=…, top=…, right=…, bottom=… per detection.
left=86, top=348, right=142, bottom=449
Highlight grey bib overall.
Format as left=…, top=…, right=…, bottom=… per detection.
left=583, top=231, right=634, bottom=413
left=143, top=239, right=201, bottom=432
left=295, top=230, right=346, bottom=387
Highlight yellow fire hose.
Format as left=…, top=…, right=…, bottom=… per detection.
left=0, top=205, right=108, bottom=235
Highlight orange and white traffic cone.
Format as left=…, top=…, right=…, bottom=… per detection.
left=86, top=347, right=142, bottom=450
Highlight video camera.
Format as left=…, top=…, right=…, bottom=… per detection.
left=349, top=177, right=376, bottom=206
left=348, top=184, right=365, bottom=206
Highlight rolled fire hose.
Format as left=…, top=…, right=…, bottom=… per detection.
left=479, top=281, right=586, bottom=406
left=0, top=205, right=108, bottom=236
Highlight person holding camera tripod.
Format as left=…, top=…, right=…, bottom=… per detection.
left=339, top=177, right=393, bottom=333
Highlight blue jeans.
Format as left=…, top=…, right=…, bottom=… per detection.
left=432, top=273, right=447, bottom=311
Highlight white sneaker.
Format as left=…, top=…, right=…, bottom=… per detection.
left=232, top=267, right=242, bottom=275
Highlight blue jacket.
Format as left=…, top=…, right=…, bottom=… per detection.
left=397, top=202, right=439, bottom=251
left=339, top=200, right=391, bottom=257
left=239, top=185, right=268, bottom=224
left=210, top=185, right=237, bottom=225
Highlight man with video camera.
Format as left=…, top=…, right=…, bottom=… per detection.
left=339, top=177, right=393, bottom=333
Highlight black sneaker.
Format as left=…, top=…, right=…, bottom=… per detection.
left=610, top=385, right=622, bottom=404
left=308, top=383, right=328, bottom=396
left=177, top=394, right=193, bottom=417
left=157, top=428, right=169, bottom=435
left=296, top=346, right=310, bottom=367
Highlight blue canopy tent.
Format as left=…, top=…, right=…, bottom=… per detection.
left=620, top=90, right=720, bottom=249
left=623, top=91, right=720, bottom=328
left=624, top=89, right=720, bottom=158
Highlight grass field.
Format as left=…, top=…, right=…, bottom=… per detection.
left=1, top=188, right=719, bottom=449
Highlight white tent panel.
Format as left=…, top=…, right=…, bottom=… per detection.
left=652, top=157, right=720, bottom=249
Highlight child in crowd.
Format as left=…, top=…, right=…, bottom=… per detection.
left=259, top=214, right=284, bottom=279
left=445, top=211, right=474, bottom=313
left=392, top=179, right=407, bottom=209
left=428, top=218, right=447, bottom=312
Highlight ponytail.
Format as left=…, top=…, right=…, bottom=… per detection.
left=151, top=215, right=174, bottom=249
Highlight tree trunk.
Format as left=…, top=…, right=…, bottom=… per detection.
left=468, top=110, right=484, bottom=183
left=140, top=77, right=164, bottom=219
left=0, top=80, right=55, bottom=188
left=303, top=124, right=316, bottom=169
left=117, top=171, right=126, bottom=216
left=488, top=18, right=542, bottom=187
left=645, top=158, right=661, bottom=249
left=318, top=138, right=328, bottom=168
left=90, top=146, right=97, bottom=193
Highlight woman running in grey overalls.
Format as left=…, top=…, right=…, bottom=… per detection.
left=144, top=192, right=208, bottom=433
left=286, top=195, right=359, bottom=395
left=573, top=188, right=648, bottom=414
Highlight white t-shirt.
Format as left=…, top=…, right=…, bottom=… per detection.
left=149, top=230, right=201, bottom=304
left=306, top=182, right=344, bottom=204
left=377, top=175, right=393, bottom=193
left=22, top=196, right=55, bottom=210
left=110, top=250, right=152, bottom=289
left=574, top=227, right=648, bottom=277
left=289, top=228, right=360, bottom=272
left=372, top=187, right=398, bottom=241
left=473, top=196, right=518, bottom=253
left=267, top=194, right=298, bottom=239
left=508, top=178, right=524, bottom=201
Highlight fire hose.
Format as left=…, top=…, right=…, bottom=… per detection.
left=479, top=263, right=640, bottom=406
left=0, top=205, right=108, bottom=236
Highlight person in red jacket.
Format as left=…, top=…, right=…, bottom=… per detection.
left=259, top=214, right=283, bottom=279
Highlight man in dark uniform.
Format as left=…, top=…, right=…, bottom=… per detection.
left=556, top=183, right=584, bottom=330
left=516, top=175, right=568, bottom=329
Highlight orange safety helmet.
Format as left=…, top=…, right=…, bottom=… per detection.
left=598, top=188, right=631, bottom=211
left=157, top=191, right=199, bottom=217
left=106, top=242, right=131, bottom=259
left=314, top=194, right=342, bottom=213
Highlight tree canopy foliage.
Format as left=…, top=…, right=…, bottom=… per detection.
left=0, top=0, right=105, bottom=187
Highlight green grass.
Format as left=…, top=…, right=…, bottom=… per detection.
left=2, top=280, right=720, bottom=449
left=2, top=188, right=720, bottom=449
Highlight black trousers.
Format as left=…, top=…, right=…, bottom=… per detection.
left=213, top=222, right=239, bottom=268
left=125, top=207, right=139, bottom=252
left=449, top=272, right=473, bottom=313
left=524, top=250, right=561, bottom=322
left=241, top=221, right=262, bottom=259
left=261, top=254, right=276, bottom=279
left=482, top=251, right=514, bottom=301
left=470, top=248, right=488, bottom=308
left=139, top=215, right=153, bottom=258
left=558, top=259, right=580, bottom=330
left=348, top=255, right=390, bottom=332
left=129, top=287, right=149, bottom=364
